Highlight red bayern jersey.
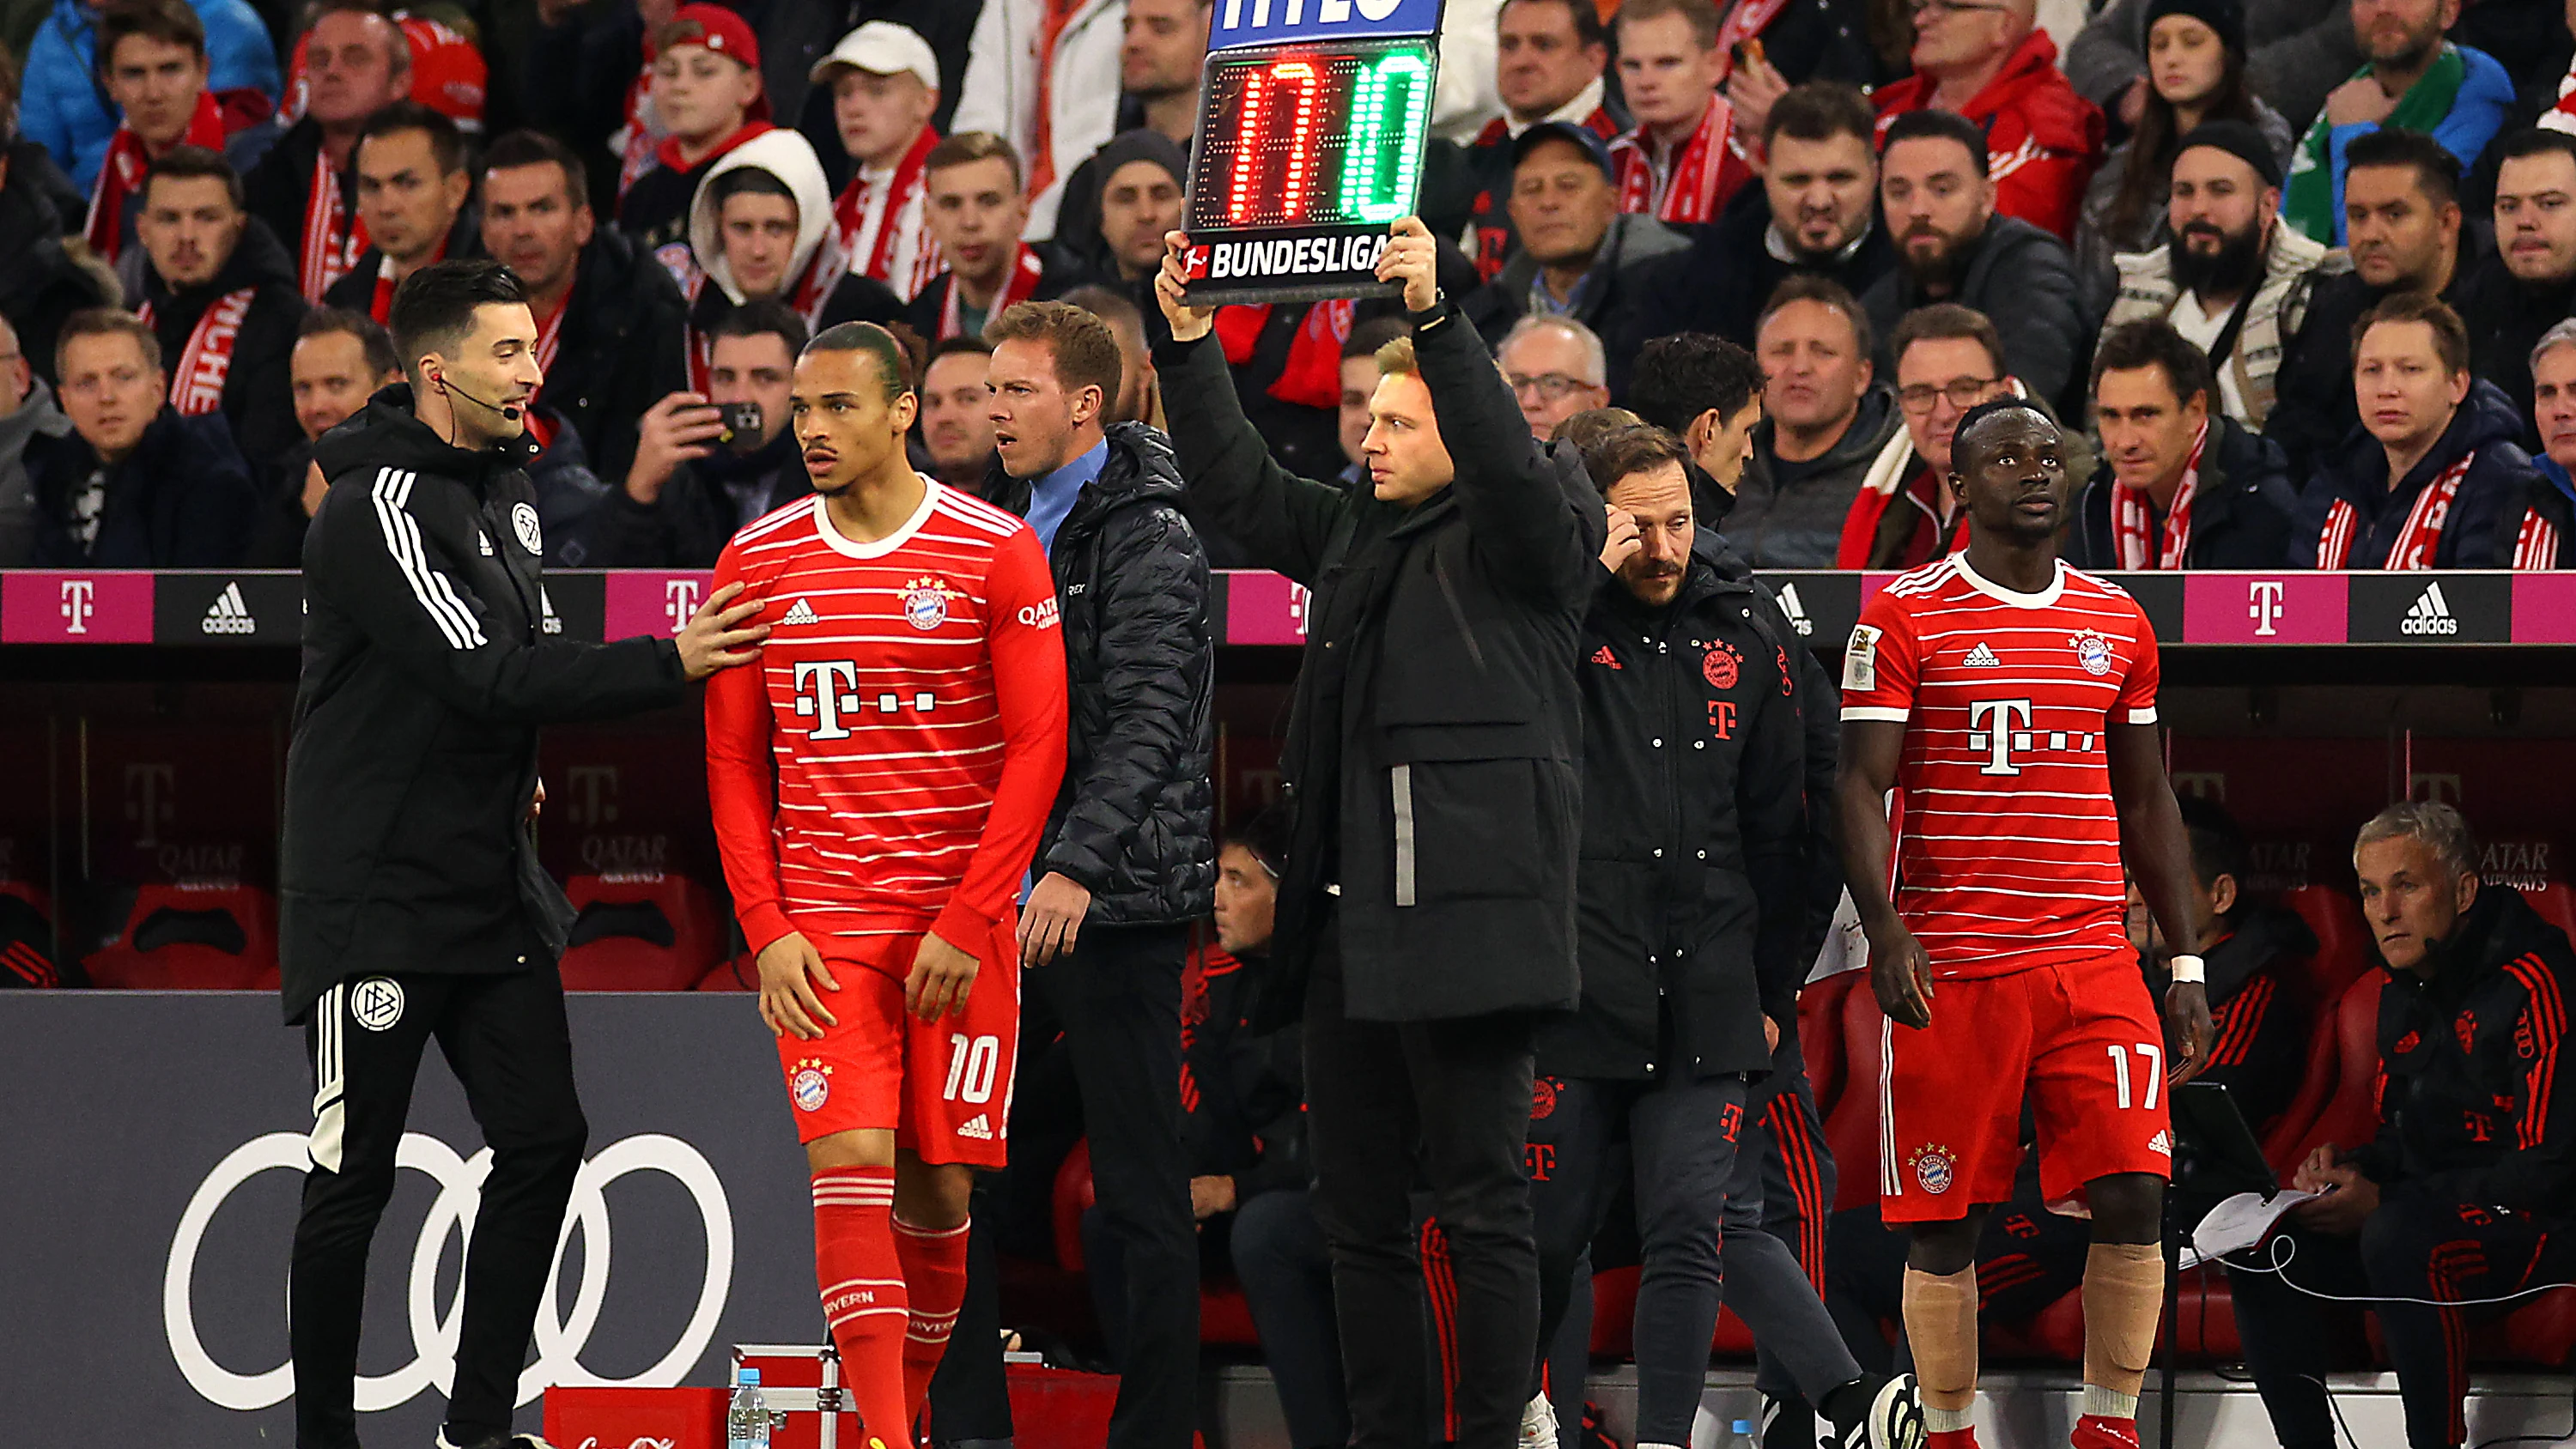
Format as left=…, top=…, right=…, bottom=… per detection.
left=1839, top=555, right=2160, bottom=979
left=705, top=480, right=1068, bottom=974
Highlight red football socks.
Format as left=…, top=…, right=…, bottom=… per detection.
left=892, top=1215, right=971, bottom=1426
left=813, top=1167, right=910, bottom=1449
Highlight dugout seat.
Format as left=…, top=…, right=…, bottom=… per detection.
left=82, top=882, right=277, bottom=989
left=556, top=873, right=723, bottom=991
left=2279, top=885, right=2372, bottom=1010
left=2523, top=882, right=2576, bottom=954
left=0, top=882, right=64, bottom=987
left=2269, top=970, right=2386, bottom=1173
left=1053, top=1138, right=1262, bottom=1346
left=695, top=954, right=753, bottom=991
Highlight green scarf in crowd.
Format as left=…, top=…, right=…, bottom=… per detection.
left=2281, top=45, right=2464, bottom=244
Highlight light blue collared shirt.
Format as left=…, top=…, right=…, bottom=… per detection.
left=1027, top=439, right=1109, bottom=557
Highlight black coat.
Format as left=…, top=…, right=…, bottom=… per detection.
left=1184, top=943, right=1309, bottom=1195
left=990, top=423, right=1217, bottom=926
left=0, top=150, right=114, bottom=386
left=241, top=118, right=356, bottom=296
left=1860, top=213, right=2087, bottom=415
left=2171, top=904, right=2315, bottom=1134
left=2290, top=379, right=2541, bottom=568
left=541, top=227, right=693, bottom=489
left=2263, top=252, right=2483, bottom=486
left=1541, top=539, right=1807, bottom=1083
left=320, top=209, right=483, bottom=322
left=281, top=387, right=687, bottom=1022
left=140, top=218, right=307, bottom=473
left=2351, top=885, right=2576, bottom=1215
left=27, top=409, right=259, bottom=567
left=1154, top=302, right=1606, bottom=1024
left=2458, top=258, right=2576, bottom=453
left=1614, top=186, right=1897, bottom=367
left=576, top=426, right=811, bottom=568
left=2064, top=414, right=2301, bottom=570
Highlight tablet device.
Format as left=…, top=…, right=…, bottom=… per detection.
left=2171, top=1080, right=2281, bottom=1198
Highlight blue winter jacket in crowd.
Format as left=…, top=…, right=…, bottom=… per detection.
left=20, top=0, right=281, bottom=192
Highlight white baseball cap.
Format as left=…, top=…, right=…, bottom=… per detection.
left=810, top=21, right=941, bottom=93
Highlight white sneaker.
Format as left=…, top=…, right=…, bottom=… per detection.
left=1835, top=1373, right=1924, bottom=1449
left=1520, top=1392, right=1561, bottom=1449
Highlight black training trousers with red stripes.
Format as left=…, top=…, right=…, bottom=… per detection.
left=2229, top=1195, right=2576, bottom=1449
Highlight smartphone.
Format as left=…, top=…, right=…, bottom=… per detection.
left=716, top=401, right=763, bottom=451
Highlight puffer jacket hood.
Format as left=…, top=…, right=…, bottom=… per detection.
left=687, top=128, right=835, bottom=306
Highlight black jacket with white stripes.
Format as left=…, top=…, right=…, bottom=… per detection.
left=278, top=387, right=688, bottom=1023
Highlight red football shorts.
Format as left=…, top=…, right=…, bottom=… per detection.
left=1877, top=950, right=2172, bottom=1223
left=774, top=917, right=1021, bottom=1167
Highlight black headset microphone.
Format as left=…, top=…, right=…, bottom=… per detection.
left=434, top=370, right=522, bottom=421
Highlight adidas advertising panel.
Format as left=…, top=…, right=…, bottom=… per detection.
left=1179, top=1, right=1446, bottom=306
left=0, top=993, right=823, bottom=1445
left=2348, top=573, right=2511, bottom=644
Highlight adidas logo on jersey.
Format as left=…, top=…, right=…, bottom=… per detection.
left=2148, top=1129, right=2173, bottom=1158
left=782, top=597, right=822, bottom=626
left=1962, top=642, right=2002, bottom=667
left=200, top=582, right=256, bottom=635
left=2403, top=581, right=2458, bottom=635
left=1589, top=645, right=1620, bottom=669
left=477, top=530, right=494, bottom=556
left=957, top=1114, right=993, bottom=1141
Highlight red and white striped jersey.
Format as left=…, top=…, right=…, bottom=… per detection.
left=705, top=481, right=1068, bottom=975
left=1840, top=556, right=2160, bottom=979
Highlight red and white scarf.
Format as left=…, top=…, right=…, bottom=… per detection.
left=1608, top=99, right=1750, bottom=225
left=614, top=70, right=660, bottom=199
left=364, top=231, right=449, bottom=324
left=139, top=288, right=257, bottom=415
left=935, top=245, right=1047, bottom=343
left=2315, top=453, right=2473, bottom=568
left=1214, top=299, right=1354, bottom=409
left=2543, top=54, right=2576, bottom=136
left=534, top=284, right=574, bottom=375
left=2111, top=422, right=2207, bottom=569
left=86, top=92, right=228, bottom=263
left=833, top=126, right=944, bottom=302
left=2514, top=507, right=2563, bottom=568
left=299, top=147, right=368, bottom=300
left=1712, top=0, right=1793, bottom=84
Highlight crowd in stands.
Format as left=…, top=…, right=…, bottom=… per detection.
left=12, top=2, right=2576, bottom=1445
left=0, top=0, right=2570, bottom=573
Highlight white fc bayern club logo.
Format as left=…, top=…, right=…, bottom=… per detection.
left=350, top=977, right=404, bottom=1031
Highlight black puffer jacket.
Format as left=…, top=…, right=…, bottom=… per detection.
left=1859, top=213, right=2087, bottom=414
left=990, top=422, right=1216, bottom=926
left=2351, top=885, right=2576, bottom=1214
left=1542, top=536, right=1806, bottom=1082
left=281, top=388, right=688, bottom=1022
left=2290, top=379, right=2540, bottom=568
left=539, top=227, right=692, bottom=488
left=1155, top=301, right=1605, bottom=1025
left=27, top=408, right=259, bottom=567
left=2064, top=413, right=2301, bottom=570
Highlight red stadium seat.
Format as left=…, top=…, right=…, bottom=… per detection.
left=1589, top=1265, right=1637, bottom=1356
left=695, top=955, right=753, bottom=991
left=2481, top=1288, right=2576, bottom=1367
left=2522, top=882, right=2576, bottom=955
left=82, top=882, right=278, bottom=990
left=556, top=873, right=724, bottom=991
left=2278, top=885, right=2371, bottom=1009
left=2271, top=971, right=2387, bottom=1173
left=1201, top=1282, right=1260, bottom=1346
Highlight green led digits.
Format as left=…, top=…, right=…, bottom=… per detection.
left=1338, top=48, right=1431, bottom=224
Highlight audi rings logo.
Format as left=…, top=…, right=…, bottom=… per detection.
left=164, top=1131, right=734, bottom=1412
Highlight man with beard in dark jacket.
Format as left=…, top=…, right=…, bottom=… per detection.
left=2067, top=320, right=2299, bottom=570
left=1862, top=109, right=2087, bottom=415
left=2291, top=294, right=2546, bottom=568
left=1619, top=82, right=1893, bottom=366
left=1153, top=219, right=1604, bottom=1449
left=2229, top=802, right=2576, bottom=1449
left=28, top=306, right=257, bottom=565
left=131, top=146, right=305, bottom=476
left=283, top=258, right=764, bottom=1449
left=578, top=301, right=810, bottom=568
left=1533, top=421, right=1923, bottom=1449
left=480, top=129, right=690, bottom=491
left=981, top=298, right=1215, bottom=1449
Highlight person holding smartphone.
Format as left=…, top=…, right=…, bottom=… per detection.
left=578, top=299, right=817, bottom=567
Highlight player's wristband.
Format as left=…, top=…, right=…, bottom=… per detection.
left=2167, top=954, right=2207, bottom=985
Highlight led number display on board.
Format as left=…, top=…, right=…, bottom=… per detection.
left=1181, top=0, right=1445, bottom=306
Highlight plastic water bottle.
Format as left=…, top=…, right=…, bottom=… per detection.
left=727, top=1367, right=772, bottom=1449
left=1727, top=1419, right=1759, bottom=1449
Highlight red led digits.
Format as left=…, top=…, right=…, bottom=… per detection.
left=1227, top=63, right=1273, bottom=225
left=1226, top=58, right=1324, bottom=225
left=1273, top=61, right=1322, bottom=220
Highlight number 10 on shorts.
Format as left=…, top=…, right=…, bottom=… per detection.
left=2106, top=1042, right=2163, bottom=1110
left=944, top=1034, right=1001, bottom=1103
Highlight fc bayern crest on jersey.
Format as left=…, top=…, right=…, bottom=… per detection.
left=1910, top=1143, right=1955, bottom=1194
left=2070, top=630, right=2114, bottom=676
left=511, top=501, right=543, bottom=556
left=901, top=576, right=954, bottom=631
left=1702, top=640, right=1741, bottom=690
left=790, top=1058, right=834, bottom=1112
left=1530, top=1076, right=1560, bottom=1121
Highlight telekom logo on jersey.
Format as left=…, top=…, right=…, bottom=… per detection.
left=1967, top=699, right=2033, bottom=776
left=793, top=660, right=939, bottom=740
